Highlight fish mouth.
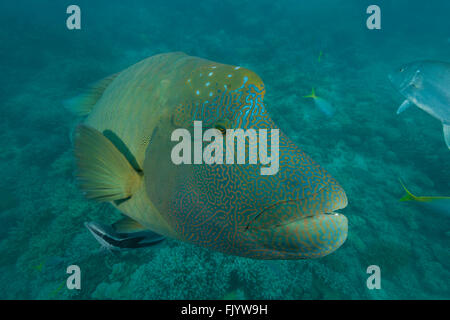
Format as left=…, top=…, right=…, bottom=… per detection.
left=247, top=186, right=348, bottom=231
left=245, top=187, right=348, bottom=258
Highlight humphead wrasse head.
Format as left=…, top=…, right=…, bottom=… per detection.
left=144, top=56, right=348, bottom=259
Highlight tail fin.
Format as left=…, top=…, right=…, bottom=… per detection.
left=399, top=179, right=417, bottom=202
left=303, top=88, right=317, bottom=99
left=74, top=125, right=141, bottom=201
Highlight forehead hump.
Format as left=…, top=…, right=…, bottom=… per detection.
left=185, top=62, right=264, bottom=99
left=172, top=59, right=266, bottom=126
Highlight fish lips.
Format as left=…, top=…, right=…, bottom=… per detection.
left=245, top=188, right=348, bottom=258
left=247, top=185, right=348, bottom=231
left=247, top=212, right=348, bottom=258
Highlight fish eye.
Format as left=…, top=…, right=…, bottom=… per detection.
left=213, top=118, right=231, bottom=135
left=215, top=125, right=226, bottom=135
left=399, top=67, right=405, bottom=72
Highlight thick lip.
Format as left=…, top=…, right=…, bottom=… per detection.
left=246, top=192, right=347, bottom=231
left=246, top=211, right=349, bottom=258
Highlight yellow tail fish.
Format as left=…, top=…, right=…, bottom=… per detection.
left=400, top=180, right=450, bottom=215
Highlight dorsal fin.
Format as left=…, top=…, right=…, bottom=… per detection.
left=64, top=73, right=120, bottom=116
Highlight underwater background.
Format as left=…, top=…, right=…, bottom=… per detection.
left=0, top=0, right=449, bottom=299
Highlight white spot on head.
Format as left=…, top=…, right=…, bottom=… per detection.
left=205, top=82, right=210, bottom=87
left=187, top=79, right=191, bottom=83
left=199, top=73, right=202, bottom=77
left=227, top=74, right=232, bottom=78
left=209, top=92, right=213, bottom=97
left=208, top=72, right=213, bottom=77
left=243, top=76, right=248, bottom=83
left=234, top=66, right=240, bottom=70
left=196, top=90, right=200, bottom=95
left=224, top=84, right=227, bottom=89
left=211, top=66, right=217, bottom=69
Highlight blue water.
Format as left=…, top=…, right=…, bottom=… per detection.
left=0, top=0, right=449, bottom=299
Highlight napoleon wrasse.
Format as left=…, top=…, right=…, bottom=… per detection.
left=69, top=52, right=348, bottom=259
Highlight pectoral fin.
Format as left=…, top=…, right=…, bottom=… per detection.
left=74, top=125, right=142, bottom=201
left=443, top=123, right=450, bottom=150
left=396, top=100, right=413, bottom=115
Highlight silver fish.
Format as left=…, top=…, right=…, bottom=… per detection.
left=84, top=221, right=165, bottom=251
left=389, top=60, right=450, bottom=149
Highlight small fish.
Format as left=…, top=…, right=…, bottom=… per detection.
left=399, top=180, right=450, bottom=215
left=389, top=60, right=450, bottom=149
left=304, top=88, right=336, bottom=117
left=84, top=221, right=165, bottom=252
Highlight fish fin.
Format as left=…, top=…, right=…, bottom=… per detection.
left=396, top=100, right=413, bottom=115
left=399, top=179, right=417, bottom=202
left=443, top=123, right=450, bottom=150
left=303, top=87, right=317, bottom=99
left=113, top=216, right=147, bottom=233
left=85, top=221, right=165, bottom=250
left=64, top=73, right=119, bottom=116
left=74, top=125, right=142, bottom=201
